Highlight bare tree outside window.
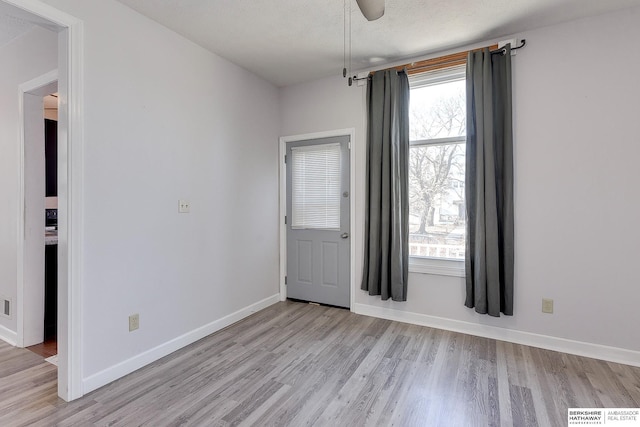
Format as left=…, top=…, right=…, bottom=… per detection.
left=409, top=77, right=466, bottom=259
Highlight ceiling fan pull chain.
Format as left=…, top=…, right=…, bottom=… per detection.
left=343, top=0, right=347, bottom=79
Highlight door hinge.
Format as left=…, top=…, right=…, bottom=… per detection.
left=348, top=142, right=351, bottom=150
left=284, top=215, right=287, bottom=225
left=284, top=154, right=287, bottom=164
left=285, top=276, right=287, bottom=285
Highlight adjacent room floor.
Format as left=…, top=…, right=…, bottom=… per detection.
left=1, top=300, right=639, bottom=426
left=26, top=338, right=57, bottom=359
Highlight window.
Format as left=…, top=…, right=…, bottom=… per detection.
left=291, top=143, right=341, bottom=230
left=408, top=66, right=466, bottom=275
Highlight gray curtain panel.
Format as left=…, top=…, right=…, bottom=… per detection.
left=465, top=45, right=515, bottom=316
left=361, top=70, right=410, bottom=301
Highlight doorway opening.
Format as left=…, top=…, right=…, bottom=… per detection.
left=20, top=76, right=58, bottom=364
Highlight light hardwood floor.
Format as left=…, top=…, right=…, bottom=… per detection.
left=1, top=301, right=639, bottom=426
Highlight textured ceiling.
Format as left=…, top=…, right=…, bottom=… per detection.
left=114, top=0, right=640, bottom=87
left=3, top=1, right=639, bottom=85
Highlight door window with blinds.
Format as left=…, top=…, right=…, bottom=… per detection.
left=290, top=143, right=341, bottom=230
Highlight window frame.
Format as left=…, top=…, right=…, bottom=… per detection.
left=408, top=67, right=466, bottom=277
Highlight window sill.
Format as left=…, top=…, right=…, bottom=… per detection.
left=409, top=256, right=465, bottom=277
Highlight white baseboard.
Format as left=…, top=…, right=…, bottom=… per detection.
left=352, top=303, right=640, bottom=368
left=0, top=324, right=17, bottom=347
left=82, top=294, right=280, bottom=394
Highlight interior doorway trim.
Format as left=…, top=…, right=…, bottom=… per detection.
left=278, top=128, right=356, bottom=310
left=17, top=69, right=58, bottom=349
left=6, top=0, right=84, bottom=401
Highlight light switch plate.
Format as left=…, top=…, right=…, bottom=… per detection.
left=178, top=200, right=190, bottom=213
left=542, top=298, right=554, bottom=314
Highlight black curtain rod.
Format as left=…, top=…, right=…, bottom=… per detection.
left=491, top=39, right=527, bottom=55
left=349, top=39, right=527, bottom=85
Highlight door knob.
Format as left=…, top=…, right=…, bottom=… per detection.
left=341, top=233, right=349, bottom=239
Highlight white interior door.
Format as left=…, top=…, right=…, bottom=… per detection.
left=286, top=135, right=350, bottom=308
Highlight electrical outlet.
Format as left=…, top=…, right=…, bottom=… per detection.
left=0, top=296, right=10, bottom=318
left=542, top=298, right=554, bottom=314
left=129, top=313, right=139, bottom=331
left=178, top=199, right=190, bottom=213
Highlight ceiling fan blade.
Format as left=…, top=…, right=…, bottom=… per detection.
left=355, top=0, right=385, bottom=21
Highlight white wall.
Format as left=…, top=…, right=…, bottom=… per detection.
left=0, top=26, right=58, bottom=341
left=280, top=6, right=640, bottom=362
left=31, top=0, right=281, bottom=389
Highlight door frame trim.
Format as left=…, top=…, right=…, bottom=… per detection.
left=18, top=70, right=58, bottom=349
left=279, top=129, right=356, bottom=310
left=6, top=0, right=85, bottom=401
